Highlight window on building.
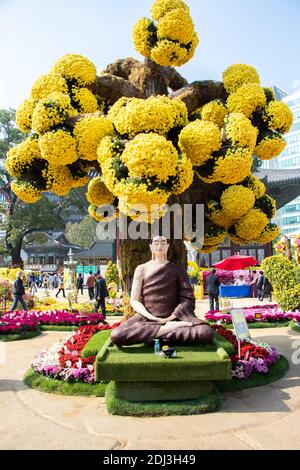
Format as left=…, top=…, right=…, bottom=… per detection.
left=48, top=256, right=54, bottom=264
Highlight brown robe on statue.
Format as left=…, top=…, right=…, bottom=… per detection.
left=111, top=262, right=213, bottom=345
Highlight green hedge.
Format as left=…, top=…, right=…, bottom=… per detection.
left=289, top=320, right=300, bottom=333
left=39, top=325, right=79, bottom=332
left=0, top=329, right=41, bottom=342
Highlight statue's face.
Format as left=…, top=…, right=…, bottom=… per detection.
left=150, top=236, right=169, bottom=258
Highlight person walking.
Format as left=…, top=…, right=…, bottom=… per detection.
left=250, top=270, right=259, bottom=298
left=206, top=268, right=220, bottom=311
left=86, top=271, right=96, bottom=300
left=262, top=277, right=273, bottom=302
left=30, top=273, right=38, bottom=294
left=257, top=271, right=265, bottom=301
left=94, top=273, right=109, bottom=318
left=76, top=273, right=84, bottom=295
left=10, top=271, right=28, bottom=312
left=56, top=276, right=66, bottom=298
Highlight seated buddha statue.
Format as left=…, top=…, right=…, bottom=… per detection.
left=111, top=236, right=213, bottom=346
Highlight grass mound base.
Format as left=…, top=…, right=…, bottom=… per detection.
left=0, top=328, right=41, bottom=342
left=217, top=355, right=289, bottom=392
left=39, top=325, right=79, bottom=332
left=289, top=320, right=300, bottom=333
left=105, top=381, right=222, bottom=417
left=23, top=368, right=107, bottom=397
left=209, top=322, right=290, bottom=330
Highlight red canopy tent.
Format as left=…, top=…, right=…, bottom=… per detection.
left=213, top=254, right=258, bottom=271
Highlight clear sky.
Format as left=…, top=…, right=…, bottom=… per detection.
left=0, top=0, right=299, bottom=109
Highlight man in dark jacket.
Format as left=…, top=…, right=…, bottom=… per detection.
left=76, top=273, right=84, bottom=295
left=10, top=271, right=28, bottom=312
left=94, top=274, right=109, bottom=318
left=256, top=271, right=265, bottom=301
left=206, top=268, right=220, bottom=311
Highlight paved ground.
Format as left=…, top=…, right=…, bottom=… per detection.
left=1, top=320, right=300, bottom=450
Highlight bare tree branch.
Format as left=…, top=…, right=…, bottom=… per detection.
left=170, top=80, right=228, bottom=114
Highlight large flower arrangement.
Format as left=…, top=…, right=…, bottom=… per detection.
left=0, top=313, right=38, bottom=335
left=32, top=323, right=120, bottom=383
left=213, top=324, right=280, bottom=379
left=206, top=304, right=300, bottom=324
left=1, top=310, right=104, bottom=327
left=7, top=0, right=292, bottom=250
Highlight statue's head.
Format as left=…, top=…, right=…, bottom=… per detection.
left=150, top=236, right=169, bottom=261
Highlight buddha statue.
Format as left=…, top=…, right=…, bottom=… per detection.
left=111, top=236, right=213, bottom=346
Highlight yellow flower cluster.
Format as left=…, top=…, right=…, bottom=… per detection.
left=109, top=96, right=188, bottom=137
left=242, top=175, right=266, bottom=198
left=88, top=204, right=118, bottom=222
left=223, top=64, right=260, bottom=94
left=6, top=138, right=42, bottom=177
left=198, top=244, right=220, bottom=254
left=203, top=227, right=227, bottom=247
left=43, top=165, right=74, bottom=196
left=220, top=185, right=255, bottom=219
left=254, top=132, right=286, bottom=160
left=224, top=113, right=258, bottom=151
left=121, top=133, right=178, bottom=183
left=86, top=176, right=115, bottom=206
left=32, top=92, right=75, bottom=134
left=201, top=100, right=228, bottom=128
left=30, top=73, right=68, bottom=100
left=254, top=223, right=280, bottom=244
left=172, top=155, right=194, bottom=194
left=39, top=129, right=78, bottom=165
left=227, top=83, right=266, bottom=118
left=133, top=0, right=198, bottom=67
left=235, top=209, right=268, bottom=241
left=206, top=202, right=233, bottom=229
left=179, top=120, right=221, bottom=165
left=74, top=115, right=114, bottom=161
left=52, top=54, right=97, bottom=86
left=71, top=87, right=98, bottom=114
left=15, top=98, right=36, bottom=133
left=199, top=148, right=252, bottom=185
left=11, top=181, right=42, bottom=203
left=263, top=101, right=293, bottom=134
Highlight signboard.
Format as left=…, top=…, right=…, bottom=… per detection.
left=230, top=309, right=250, bottom=341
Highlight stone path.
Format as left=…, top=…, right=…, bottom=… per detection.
left=1, top=326, right=300, bottom=450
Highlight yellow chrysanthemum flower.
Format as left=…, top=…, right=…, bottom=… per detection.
left=150, top=39, right=189, bottom=67
left=100, top=154, right=120, bottom=193
left=255, top=132, right=286, bottom=160
left=253, top=223, right=280, bottom=244
left=151, top=0, right=189, bottom=21
left=235, top=208, right=268, bottom=241
left=224, top=113, right=258, bottom=151
left=223, top=64, right=260, bottom=94
left=201, top=100, right=228, bottom=128
left=121, top=133, right=178, bottom=183
left=220, top=185, right=255, bottom=219
left=88, top=204, right=118, bottom=223
left=157, top=8, right=194, bottom=45
left=179, top=120, right=221, bottom=165
left=30, top=73, right=68, bottom=100
left=206, top=204, right=233, bottom=229
left=71, top=87, right=98, bottom=113
left=39, top=130, right=78, bottom=166
left=198, top=148, right=253, bottom=185
left=74, top=115, right=114, bottom=161
left=242, top=175, right=266, bottom=198
left=32, top=92, right=75, bottom=134
left=5, top=138, right=42, bottom=177
left=263, top=101, right=293, bottom=134
left=172, top=155, right=194, bottom=194
left=52, top=54, right=97, bottom=86
left=133, top=17, right=156, bottom=57
left=197, top=243, right=219, bottom=254
left=11, top=180, right=42, bottom=203
left=44, top=165, right=73, bottom=196
left=227, top=83, right=266, bottom=118
left=15, top=98, right=36, bottom=133
left=86, top=177, right=115, bottom=206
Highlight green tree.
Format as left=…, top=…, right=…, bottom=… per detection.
left=65, top=216, right=97, bottom=249
left=104, top=261, right=120, bottom=286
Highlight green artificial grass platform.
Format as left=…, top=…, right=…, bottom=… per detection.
left=105, top=381, right=222, bottom=416
left=23, top=368, right=107, bottom=397
left=39, top=325, right=79, bottom=332
left=217, top=355, right=289, bottom=392
left=81, top=330, right=112, bottom=358
left=0, top=328, right=41, bottom=342
left=289, top=320, right=300, bottom=333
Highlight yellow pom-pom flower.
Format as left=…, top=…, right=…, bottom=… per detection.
left=133, top=17, right=157, bottom=57
left=227, top=83, right=266, bottom=118
left=206, top=203, right=233, bottom=229
left=15, top=98, right=36, bottom=133
left=235, top=208, right=268, bottom=241
left=150, top=39, right=189, bottom=67
left=71, top=87, right=98, bottom=113
left=157, top=8, right=194, bottom=44
left=39, top=130, right=78, bottom=166
left=224, top=113, right=258, bottom=151
left=86, top=177, right=115, bottom=206
left=32, top=92, right=75, bottom=134
left=121, top=133, right=177, bottom=183
left=201, top=100, right=228, bottom=128
left=179, top=120, right=221, bottom=165
left=172, top=155, right=194, bottom=194
left=220, top=185, right=255, bottom=219
left=11, top=180, right=42, bottom=204
left=253, top=223, right=280, bottom=244
left=5, top=137, right=42, bottom=177
left=255, top=132, right=286, bottom=160
left=223, top=64, right=260, bottom=94
left=88, top=204, right=118, bottom=223
left=74, top=115, right=114, bottom=161
left=44, top=165, right=73, bottom=196
left=151, top=0, right=189, bottom=21
left=263, top=101, right=293, bottom=134
left=30, top=73, right=68, bottom=100
left=52, top=54, right=96, bottom=86
left=242, top=175, right=266, bottom=198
